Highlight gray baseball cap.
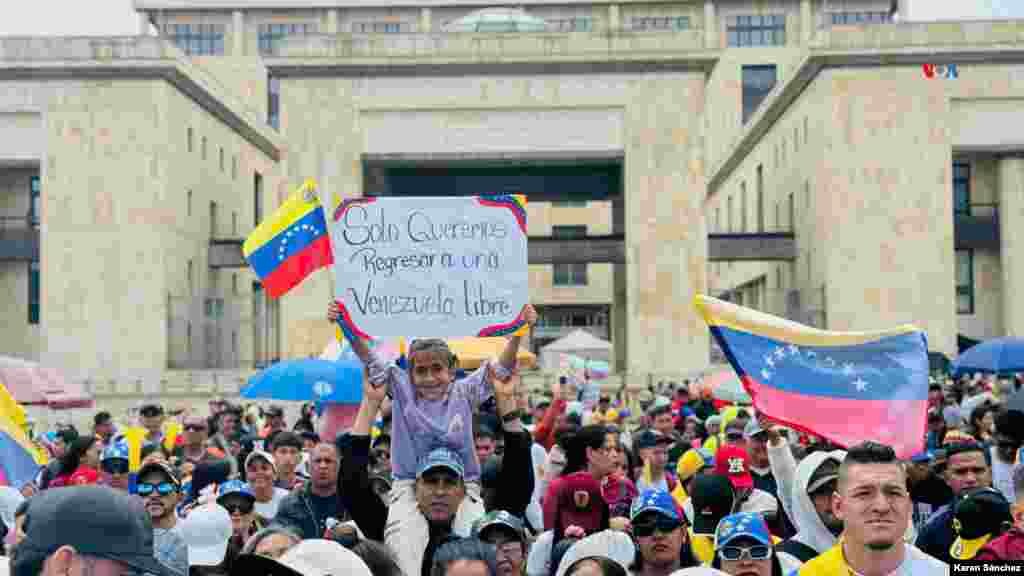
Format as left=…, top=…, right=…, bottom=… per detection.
left=13, top=486, right=173, bottom=576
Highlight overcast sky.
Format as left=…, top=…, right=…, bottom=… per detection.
left=1, top=0, right=1024, bottom=36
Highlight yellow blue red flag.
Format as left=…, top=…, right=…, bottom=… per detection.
left=0, top=383, right=46, bottom=487
left=243, top=179, right=338, bottom=298
left=694, top=295, right=929, bottom=459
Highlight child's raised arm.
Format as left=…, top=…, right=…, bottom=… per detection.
left=498, top=304, right=538, bottom=372
left=327, top=300, right=393, bottom=396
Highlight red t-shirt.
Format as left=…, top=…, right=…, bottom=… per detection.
left=50, top=466, right=100, bottom=488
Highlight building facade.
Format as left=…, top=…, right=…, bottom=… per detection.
left=2, top=0, right=1020, bottom=388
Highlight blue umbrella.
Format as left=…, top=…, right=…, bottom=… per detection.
left=241, top=359, right=364, bottom=403
left=950, top=337, right=1024, bottom=377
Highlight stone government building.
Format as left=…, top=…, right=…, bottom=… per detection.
left=0, top=0, right=1020, bottom=398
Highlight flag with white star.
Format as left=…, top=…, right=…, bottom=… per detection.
left=694, top=295, right=929, bottom=459
left=243, top=179, right=340, bottom=298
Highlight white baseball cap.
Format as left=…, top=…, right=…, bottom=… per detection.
left=234, top=539, right=373, bottom=576
left=179, top=504, right=233, bottom=567
left=244, top=450, right=278, bottom=475
left=555, top=531, right=635, bottom=576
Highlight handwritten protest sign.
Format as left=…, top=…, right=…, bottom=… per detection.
left=329, top=195, right=529, bottom=339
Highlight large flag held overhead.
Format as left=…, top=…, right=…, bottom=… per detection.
left=243, top=179, right=340, bottom=298
left=694, top=295, right=929, bottom=459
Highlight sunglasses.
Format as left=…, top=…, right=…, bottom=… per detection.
left=718, top=545, right=773, bottom=561
left=220, top=499, right=254, bottom=515
left=632, top=517, right=683, bottom=537
left=101, top=460, right=130, bottom=475
left=185, top=425, right=207, bottom=432
left=137, top=482, right=178, bottom=497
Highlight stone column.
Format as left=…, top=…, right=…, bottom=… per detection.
left=704, top=0, right=717, bottom=49
left=327, top=9, right=339, bottom=34
left=608, top=5, right=621, bottom=32
left=420, top=8, right=433, bottom=33
left=624, top=75, right=709, bottom=373
left=800, top=0, right=813, bottom=44
left=999, top=156, right=1024, bottom=337
left=232, top=10, right=244, bottom=56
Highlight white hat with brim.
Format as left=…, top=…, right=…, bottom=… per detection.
left=555, top=531, right=635, bottom=576
left=179, top=505, right=232, bottom=567
left=232, top=540, right=372, bottom=576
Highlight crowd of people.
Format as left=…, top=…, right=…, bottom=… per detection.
left=1, top=306, right=1023, bottom=576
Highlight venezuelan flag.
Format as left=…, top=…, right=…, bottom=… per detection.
left=243, top=179, right=338, bottom=298
left=694, top=295, right=929, bottom=459
left=0, top=395, right=46, bottom=488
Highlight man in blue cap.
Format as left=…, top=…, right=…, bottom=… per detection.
left=100, top=441, right=131, bottom=492
left=906, top=450, right=953, bottom=534
left=711, top=512, right=781, bottom=574
left=629, top=489, right=699, bottom=575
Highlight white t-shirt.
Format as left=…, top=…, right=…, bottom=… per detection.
left=254, top=488, right=290, bottom=520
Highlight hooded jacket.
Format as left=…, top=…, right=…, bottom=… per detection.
left=768, top=440, right=847, bottom=573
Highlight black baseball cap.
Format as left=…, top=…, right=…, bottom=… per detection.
left=265, top=405, right=284, bottom=418
left=806, top=458, right=840, bottom=496
left=138, top=461, right=181, bottom=488
left=139, top=404, right=164, bottom=418
left=636, top=430, right=674, bottom=450
left=952, top=487, right=1013, bottom=559
left=691, top=475, right=735, bottom=535
left=14, top=486, right=173, bottom=576
left=473, top=510, right=526, bottom=542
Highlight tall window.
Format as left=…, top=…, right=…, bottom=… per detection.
left=756, top=165, right=765, bottom=231
left=258, top=22, right=316, bottom=56
left=552, top=226, right=588, bottom=286
left=953, top=162, right=971, bottom=216
left=162, top=23, right=225, bottom=56
left=268, top=77, right=280, bottom=129
left=830, top=12, right=890, bottom=25
left=956, top=250, right=974, bottom=315
left=254, top=172, right=263, bottom=227
left=630, top=16, right=690, bottom=31
left=742, top=65, right=777, bottom=123
left=728, top=15, right=786, bottom=47
left=548, top=18, right=593, bottom=32
left=28, top=262, right=39, bottom=325
left=29, top=175, right=40, bottom=228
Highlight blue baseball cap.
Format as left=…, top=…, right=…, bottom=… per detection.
left=101, top=441, right=130, bottom=462
left=216, top=479, right=255, bottom=503
left=714, top=512, right=772, bottom=548
left=417, top=447, right=465, bottom=479
left=630, top=489, right=680, bottom=522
